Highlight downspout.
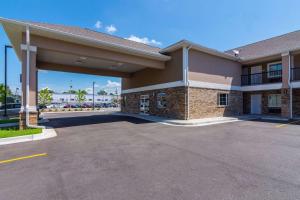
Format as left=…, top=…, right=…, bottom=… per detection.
left=288, top=53, right=293, bottom=119
left=183, top=45, right=192, bottom=120
left=25, top=25, right=45, bottom=129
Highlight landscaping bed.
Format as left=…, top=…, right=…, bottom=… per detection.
left=0, top=118, right=19, bottom=124
left=0, top=127, right=42, bottom=139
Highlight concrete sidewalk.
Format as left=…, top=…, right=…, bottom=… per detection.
left=114, top=112, right=291, bottom=126
left=114, top=113, right=252, bottom=126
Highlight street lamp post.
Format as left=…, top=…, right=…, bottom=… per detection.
left=69, top=80, right=72, bottom=109
left=92, top=81, right=95, bottom=111
left=3, top=45, right=13, bottom=117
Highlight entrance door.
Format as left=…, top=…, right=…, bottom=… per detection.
left=251, top=66, right=262, bottom=85
left=251, top=94, right=262, bottom=114
left=140, top=95, right=150, bottom=115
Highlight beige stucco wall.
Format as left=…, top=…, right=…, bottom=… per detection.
left=122, top=49, right=183, bottom=90
left=188, top=50, right=242, bottom=86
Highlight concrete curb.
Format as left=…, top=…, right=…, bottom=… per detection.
left=0, top=127, right=57, bottom=146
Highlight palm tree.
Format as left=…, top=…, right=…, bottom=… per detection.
left=75, top=89, right=86, bottom=108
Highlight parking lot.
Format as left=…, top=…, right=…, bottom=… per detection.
left=1, top=112, right=300, bottom=200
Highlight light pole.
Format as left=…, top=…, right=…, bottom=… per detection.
left=69, top=80, right=72, bottom=109
left=3, top=45, right=13, bottom=117
left=92, top=81, right=95, bottom=110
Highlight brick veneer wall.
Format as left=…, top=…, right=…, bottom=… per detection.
left=19, top=111, right=38, bottom=130
left=188, top=87, right=243, bottom=119
left=243, top=90, right=281, bottom=115
left=121, top=87, right=187, bottom=120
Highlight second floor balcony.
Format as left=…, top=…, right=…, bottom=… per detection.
left=241, top=70, right=282, bottom=86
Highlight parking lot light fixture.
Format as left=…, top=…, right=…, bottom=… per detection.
left=3, top=45, right=13, bottom=117
left=93, top=81, right=95, bottom=111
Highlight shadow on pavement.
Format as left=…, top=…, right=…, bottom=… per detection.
left=44, top=114, right=153, bottom=128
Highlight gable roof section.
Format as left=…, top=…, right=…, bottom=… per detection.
left=161, top=40, right=240, bottom=61
left=0, top=17, right=170, bottom=61
left=225, top=30, right=300, bottom=61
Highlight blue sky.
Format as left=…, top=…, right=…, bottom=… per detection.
left=1, top=0, right=300, bottom=94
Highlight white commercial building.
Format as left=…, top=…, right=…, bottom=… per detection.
left=51, top=93, right=118, bottom=104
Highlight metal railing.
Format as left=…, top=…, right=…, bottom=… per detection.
left=241, top=70, right=282, bottom=86
left=291, top=67, right=300, bottom=81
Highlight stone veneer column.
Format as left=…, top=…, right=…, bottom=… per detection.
left=19, top=45, right=38, bottom=129
left=281, top=52, right=291, bottom=118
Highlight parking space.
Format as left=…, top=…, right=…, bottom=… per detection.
left=1, top=112, right=300, bottom=200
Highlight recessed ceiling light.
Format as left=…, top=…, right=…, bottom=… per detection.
left=79, top=56, right=87, bottom=60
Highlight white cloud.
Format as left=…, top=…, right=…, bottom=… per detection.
left=126, top=35, right=162, bottom=46
left=85, top=87, right=93, bottom=94
left=85, top=84, right=100, bottom=94
left=105, top=25, right=117, bottom=34
left=106, top=80, right=121, bottom=88
left=94, top=20, right=102, bottom=29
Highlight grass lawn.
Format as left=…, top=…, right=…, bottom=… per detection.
left=0, top=127, right=42, bottom=139
left=0, top=118, right=19, bottom=124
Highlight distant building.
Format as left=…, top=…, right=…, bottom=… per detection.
left=51, top=93, right=119, bottom=104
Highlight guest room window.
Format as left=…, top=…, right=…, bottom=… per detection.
left=267, top=62, right=282, bottom=78
left=218, top=93, right=228, bottom=106
left=268, top=94, right=281, bottom=108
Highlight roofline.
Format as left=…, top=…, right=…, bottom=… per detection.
left=0, top=17, right=170, bottom=61
left=226, top=29, right=300, bottom=53
left=160, top=40, right=240, bottom=62
left=240, top=46, right=300, bottom=64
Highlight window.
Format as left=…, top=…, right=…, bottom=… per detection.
left=268, top=94, right=281, bottom=108
left=88, top=99, right=92, bottom=101
left=218, top=93, right=228, bottom=106
left=70, top=98, right=75, bottom=101
left=157, top=93, right=167, bottom=108
left=267, top=62, right=282, bottom=78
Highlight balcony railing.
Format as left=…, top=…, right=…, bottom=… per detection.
left=291, top=67, right=300, bottom=81
left=241, top=70, right=282, bottom=86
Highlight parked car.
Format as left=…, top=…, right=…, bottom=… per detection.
left=63, top=104, right=77, bottom=108
left=39, top=105, right=47, bottom=109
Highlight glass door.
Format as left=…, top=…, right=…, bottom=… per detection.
left=140, top=95, right=149, bottom=115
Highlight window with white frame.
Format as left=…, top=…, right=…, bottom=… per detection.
left=218, top=93, right=228, bottom=106
left=267, top=62, right=282, bottom=78
left=157, top=93, right=167, bottom=108
left=268, top=94, right=281, bottom=108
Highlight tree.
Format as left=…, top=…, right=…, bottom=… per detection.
left=75, top=89, right=86, bottom=107
left=97, top=90, right=107, bottom=95
left=0, top=84, right=12, bottom=104
left=38, top=88, right=53, bottom=107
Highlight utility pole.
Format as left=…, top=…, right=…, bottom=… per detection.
left=92, top=81, right=95, bottom=110
left=69, top=80, right=72, bottom=109
left=3, top=45, right=13, bottom=117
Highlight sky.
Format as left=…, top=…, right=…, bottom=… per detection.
left=1, top=0, right=300, bottom=95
